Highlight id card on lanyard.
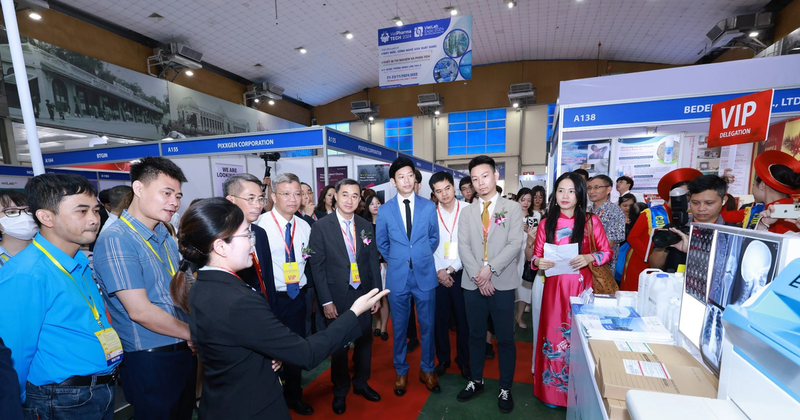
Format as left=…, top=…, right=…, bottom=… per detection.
left=340, top=222, right=361, bottom=284
left=438, top=202, right=460, bottom=260
left=270, top=212, right=300, bottom=285
left=33, top=240, right=123, bottom=366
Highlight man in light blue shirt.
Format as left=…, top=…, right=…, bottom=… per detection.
left=0, top=174, right=120, bottom=419
left=93, top=157, right=195, bottom=420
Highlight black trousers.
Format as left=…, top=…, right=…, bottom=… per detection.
left=272, top=288, right=307, bottom=404
left=119, top=348, right=197, bottom=420
left=326, top=286, right=373, bottom=397
left=434, top=270, right=470, bottom=367
left=464, top=288, right=516, bottom=389
left=305, top=286, right=327, bottom=335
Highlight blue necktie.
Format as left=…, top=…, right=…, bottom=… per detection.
left=344, top=220, right=359, bottom=289
left=285, top=221, right=299, bottom=299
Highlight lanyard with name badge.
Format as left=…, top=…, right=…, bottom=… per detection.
left=437, top=201, right=460, bottom=260
left=340, top=221, right=361, bottom=284
left=33, top=239, right=123, bottom=366
left=120, top=217, right=176, bottom=276
left=270, top=212, right=300, bottom=285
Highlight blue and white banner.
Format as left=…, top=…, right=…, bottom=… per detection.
left=378, top=15, right=473, bottom=88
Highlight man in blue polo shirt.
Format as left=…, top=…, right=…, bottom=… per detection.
left=0, top=173, right=121, bottom=419
left=94, top=157, right=195, bottom=420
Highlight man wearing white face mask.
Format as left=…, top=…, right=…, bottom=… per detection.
left=0, top=191, right=38, bottom=266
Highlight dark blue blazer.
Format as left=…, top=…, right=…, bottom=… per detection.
left=376, top=194, right=439, bottom=293
left=0, top=336, right=22, bottom=419
left=236, top=224, right=276, bottom=308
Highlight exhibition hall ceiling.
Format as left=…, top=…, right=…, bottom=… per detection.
left=65, top=0, right=769, bottom=106
left=13, top=123, right=141, bottom=161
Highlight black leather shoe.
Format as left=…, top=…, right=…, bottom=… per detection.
left=353, top=385, right=381, bottom=402
left=407, top=338, right=420, bottom=353
left=456, top=380, right=485, bottom=402
left=373, top=328, right=381, bottom=337
left=485, top=342, right=495, bottom=359
left=434, top=361, right=450, bottom=377
left=332, top=397, right=346, bottom=415
left=498, top=388, right=514, bottom=413
left=381, top=332, right=389, bottom=341
left=287, top=400, right=314, bottom=416
left=459, top=365, right=472, bottom=380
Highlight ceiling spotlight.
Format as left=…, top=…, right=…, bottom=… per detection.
left=185, top=70, right=194, bottom=76
left=254, top=98, right=260, bottom=103
left=343, top=31, right=354, bottom=39
left=393, top=17, right=403, bottom=26
left=100, top=135, right=109, bottom=140
left=512, top=102, right=519, bottom=108
left=434, top=110, right=441, bottom=115
left=368, top=116, right=375, bottom=121
left=445, top=7, right=457, bottom=16
left=507, top=1, right=516, bottom=9
left=268, top=100, right=275, bottom=105
left=29, top=12, right=42, bottom=20
left=749, top=31, right=759, bottom=37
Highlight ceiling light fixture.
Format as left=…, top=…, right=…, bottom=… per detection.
left=512, top=102, right=519, bottom=108
left=507, top=1, right=516, bottom=9
left=29, top=12, right=42, bottom=20
left=445, top=6, right=457, bottom=16
left=393, top=17, right=403, bottom=26
left=343, top=31, right=354, bottom=39
left=268, top=100, right=275, bottom=105
left=749, top=31, right=759, bottom=37
left=297, top=47, right=307, bottom=54
left=185, top=70, right=194, bottom=76
left=434, top=110, right=441, bottom=115
left=100, top=135, right=109, bottom=140
left=254, top=98, right=260, bottom=103
left=368, top=116, right=375, bottom=121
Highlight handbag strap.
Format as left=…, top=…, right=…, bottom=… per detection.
left=586, top=215, right=598, bottom=254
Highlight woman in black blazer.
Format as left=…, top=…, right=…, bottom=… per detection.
left=170, top=198, right=388, bottom=420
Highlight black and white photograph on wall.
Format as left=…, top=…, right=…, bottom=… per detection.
left=781, top=27, right=800, bottom=55
left=701, top=304, right=724, bottom=371
left=0, top=34, right=169, bottom=140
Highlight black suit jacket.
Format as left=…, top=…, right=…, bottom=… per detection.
left=236, top=224, right=276, bottom=308
left=189, top=269, right=362, bottom=419
left=309, top=213, right=382, bottom=312
left=0, top=336, right=22, bottom=420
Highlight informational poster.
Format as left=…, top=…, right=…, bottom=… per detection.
left=357, top=164, right=390, bottom=202
left=757, top=115, right=800, bottom=158
left=213, top=163, right=243, bottom=197
left=717, top=144, right=754, bottom=195
left=615, top=135, right=680, bottom=195
left=378, top=15, right=472, bottom=88
left=316, top=166, right=348, bottom=194
left=560, top=139, right=611, bottom=177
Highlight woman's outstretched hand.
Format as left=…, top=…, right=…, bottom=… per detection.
left=350, top=288, right=390, bottom=316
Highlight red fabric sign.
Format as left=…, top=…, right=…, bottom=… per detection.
left=707, top=89, right=773, bottom=148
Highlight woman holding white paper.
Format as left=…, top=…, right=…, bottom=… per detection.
left=530, top=172, right=611, bottom=408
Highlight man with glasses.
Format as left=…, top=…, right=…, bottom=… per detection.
left=224, top=174, right=274, bottom=302
left=0, top=191, right=38, bottom=266
left=587, top=175, right=626, bottom=270
left=256, top=173, right=315, bottom=415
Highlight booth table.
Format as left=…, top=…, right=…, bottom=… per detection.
left=567, top=313, right=609, bottom=420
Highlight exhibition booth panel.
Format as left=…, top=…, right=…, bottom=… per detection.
left=551, top=54, right=800, bottom=199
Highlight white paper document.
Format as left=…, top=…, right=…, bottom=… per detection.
left=543, top=243, right=579, bottom=276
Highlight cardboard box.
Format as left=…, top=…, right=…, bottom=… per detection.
left=604, top=398, right=631, bottom=420
left=597, top=357, right=718, bottom=401
left=589, top=340, right=719, bottom=389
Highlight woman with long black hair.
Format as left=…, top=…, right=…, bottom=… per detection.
left=530, top=173, right=611, bottom=408
left=314, top=185, right=336, bottom=220
left=170, top=198, right=388, bottom=419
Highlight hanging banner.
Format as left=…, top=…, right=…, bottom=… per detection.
left=378, top=15, right=472, bottom=88
left=316, top=166, right=348, bottom=194
left=615, top=135, right=681, bottom=194
left=214, top=163, right=243, bottom=197
left=707, top=89, right=773, bottom=148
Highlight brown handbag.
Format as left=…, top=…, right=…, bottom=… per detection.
left=586, top=215, right=619, bottom=295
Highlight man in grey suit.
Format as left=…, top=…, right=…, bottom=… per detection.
left=456, top=155, right=525, bottom=414
left=309, top=179, right=383, bottom=415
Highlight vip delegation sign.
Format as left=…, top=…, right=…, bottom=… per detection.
left=378, top=15, right=472, bottom=88
left=707, top=89, right=773, bottom=148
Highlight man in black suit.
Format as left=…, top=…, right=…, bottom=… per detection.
left=310, top=178, right=383, bottom=415
left=224, top=174, right=275, bottom=302
left=0, top=336, right=23, bottom=420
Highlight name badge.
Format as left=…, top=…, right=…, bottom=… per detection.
left=443, top=242, right=456, bottom=260
left=351, top=262, right=361, bottom=283
left=95, top=328, right=124, bottom=366
left=283, top=262, right=300, bottom=284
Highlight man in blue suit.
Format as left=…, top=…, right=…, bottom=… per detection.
left=376, top=156, right=441, bottom=397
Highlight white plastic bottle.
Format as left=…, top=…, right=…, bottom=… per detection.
left=637, top=268, right=662, bottom=314
left=646, top=273, right=670, bottom=317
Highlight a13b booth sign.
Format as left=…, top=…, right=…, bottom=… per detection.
left=707, top=89, right=773, bottom=148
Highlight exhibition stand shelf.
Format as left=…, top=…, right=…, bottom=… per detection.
left=38, top=127, right=464, bottom=205
left=549, top=54, right=800, bottom=197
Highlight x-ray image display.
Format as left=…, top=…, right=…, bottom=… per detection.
left=707, top=233, right=743, bottom=308
left=730, top=238, right=777, bottom=306
left=701, top=305, right=724, bottom=372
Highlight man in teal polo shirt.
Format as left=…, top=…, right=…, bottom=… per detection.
left=0, top=173, right=121, bottom=419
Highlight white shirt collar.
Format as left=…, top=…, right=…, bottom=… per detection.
left=478, top=193, right=499, bottom=207
left=398, top=192, right=415, bottom=205
left=270, top=210, right=294, bottom=227
left=335, top=209, right=355, bottom=225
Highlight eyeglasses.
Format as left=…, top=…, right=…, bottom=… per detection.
left=3, top=208, right=30, bottom=217
left=232, top=195, right=266, bottom=205
left=586, top=185, right=611, bottom=191
left=230, top=231, right=256, bottom=245
left=275, top=192, right=303, bottom=199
